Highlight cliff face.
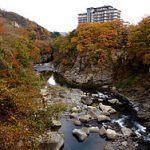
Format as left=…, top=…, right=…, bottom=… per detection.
left=55, top=55, right=113, bottom=85
left=52, top=21, right=128, bottom=86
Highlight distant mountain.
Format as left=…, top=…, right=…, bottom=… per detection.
left=60, top=32, right=68, bottom=36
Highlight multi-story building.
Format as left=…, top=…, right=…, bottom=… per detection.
left=78, top=5, right=121, bottom=23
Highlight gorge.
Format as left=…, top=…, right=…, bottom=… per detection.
left=35, top=63, right=150, bottom=150
left=0, top=9, right=150, bottom=150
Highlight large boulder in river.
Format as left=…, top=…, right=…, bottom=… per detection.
left=97, top=115, right=111, bottom=122
left=71, top=106, right=81, bottom=113
left=87, top=106, right=97, bottom=111
left=52, top=119, right=61, bottom=127
left=99, top=126, right=107, bottom=136
left=82, top=127, right=90, bottom=135
left=106, top=129, right=117, bottom=140
left=73, top=129, right=87, bottom=141
left=99, top=103, right=117, bottom=114
left=89, top=126, right=99, bottom=133
left=100, top=111, right=110, bottom=116
left=121, top=127, right=133, bottom=137
left=39, top=132, right=64, bottom=150
left=70, top=112, right=78, bottom=118
left=73, top=118, right=82, bottom=126
left=88, top=109, right=98, bottom=119
left=79, top=114, right=91, bottom=123
left=81, top=96, right=93, bottom=105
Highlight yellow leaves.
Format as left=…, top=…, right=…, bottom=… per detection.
left=74, top=20, right=127, bottom=65
left=77, top=44, right=84, bottom=53
left=0, top=18, right=5, bottom=33
left=143, top=53, right=150, bottom=65
left=127, top=16, right=150, bottom=66
left=0, top=122, right=31, bottom=150
left=71, top=37, right=77, bottom=44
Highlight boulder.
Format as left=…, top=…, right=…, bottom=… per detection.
left=71, top=106, right=81, bottom=113
left=79, top=115, right=91, bottom=123
left=111, top=86, right=117, bottom=91
left=102, top=85, right=109, bottom=89
left=89, top=126, right=99, bottom=133
left=99, top=126, right=106, bottom=136
left=108, top=98, right=122, bottom=105
left=70, top=113, right=78, bottom=118
left=106, top=129, right=117, bottom=140
left=121, top=127, right=133, bottom=137
left=82, top=127, right=90, bottom=135
left=72, top=129, right=87, bottom=141
left=88, top=110, right=98, bottom=119
left=73, top=119, right=82, bottom=126
left=100, top=111, right=110, bottom=116
left=99, top=103, right=117, bottom=114
left=81, top=96, right=93, bottom=105
left=87, top=106, right=97, bottom=111
left=122, top=141, right=128, bottom=146
left=39, top=132, right=64, bottom=150
left=40, top=89, right=48, bottom=96
left=52, top=119, right=61, bottom=127
left=97, top=115, right=111, bottom=122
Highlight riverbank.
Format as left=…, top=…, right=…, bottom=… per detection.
left=49, top=62, right=150, bottom=130
left=35, top=63, right=150, bottom=150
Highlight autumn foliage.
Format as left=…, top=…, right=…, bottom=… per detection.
left=127, top=16, right=150, bottom=70
left=53, top=17, right=150, bottom=74
left=53, top=20, right=128, bottom=70
left=0, top=12, right=60, bottom=149
left=1, top=8, right=150, bottom=149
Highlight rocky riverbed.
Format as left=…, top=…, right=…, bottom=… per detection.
left=35, top=63, right=150, bottom=150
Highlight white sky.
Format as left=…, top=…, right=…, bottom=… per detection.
left=0, top=0, right=150, bottom=32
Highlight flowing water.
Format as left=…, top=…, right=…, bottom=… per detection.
left=34, top=63, right=150, bottom=150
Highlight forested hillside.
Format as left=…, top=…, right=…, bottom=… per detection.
left=0, top=10, right=65, bottom=149
left=52, top=18, right=150, bottom=88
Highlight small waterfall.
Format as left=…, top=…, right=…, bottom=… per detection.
left=48, top=75, right=56, bottom=85
left=97, top=92, right=108, bottom=99
left=111, top=115, right=128, bottom=127
left=133, top=122, right=146, bottom=137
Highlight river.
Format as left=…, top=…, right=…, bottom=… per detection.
left=34, top=63, right=150, bottom=150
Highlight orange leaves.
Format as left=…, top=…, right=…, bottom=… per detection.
left=77, top=44, right=84, bottom=53
left=0, top=18, right=5, bottom=33
left=0, top=122, right=31, bottom=150
left=0, top=10, right=60, bottom=149
left=29, top=46, right=40, bottom=62
left=127, top=16, right=150, bottom=66
left=71, top=37, right=77, bottom=44
left=35, top=39, right=52, bottom=55
left=12, top=50, right=21, bottom=69
left=52, top=20, right=128, bottom=68
left=143, top=53, right=150, bottom=65
left=62, top=58, right=70, bottom=65
left=73, top=20, right=127, bottom=65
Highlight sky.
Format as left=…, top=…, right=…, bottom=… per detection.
left=0, top=0, right=150, bottom=32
